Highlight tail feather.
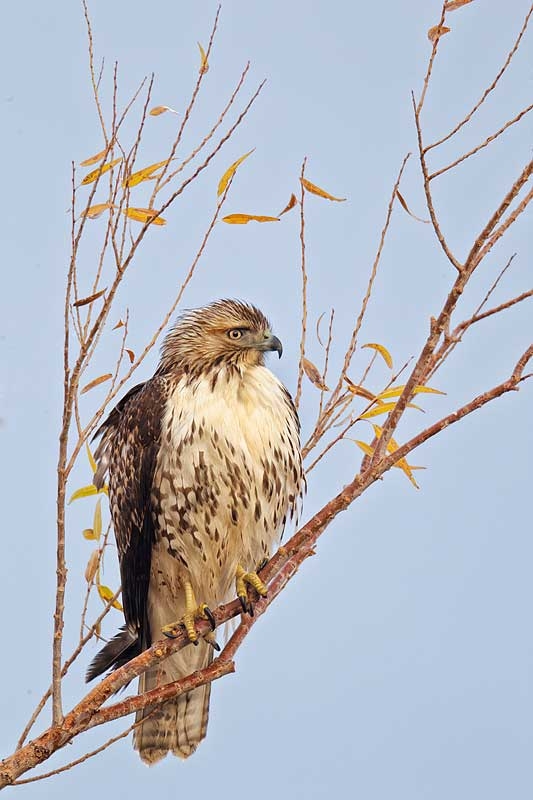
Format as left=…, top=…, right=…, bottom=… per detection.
left=86, top=625, right=140, bottom=683
left=134, top=640, right=213, bottom=764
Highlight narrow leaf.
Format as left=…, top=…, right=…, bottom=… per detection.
left=198, top=42, right=209, bottom=74
left=302, top=357, right=329, bottom=391
left=82, top=203, right=114, bottom=220
left=84, top=549, right=100, bottom=583
left=344, top=377, right=377, bottom=402
left=80, top=373, right=112, bottom=395
left=123, top=207, right=166, bottom=225
left=149, top=105, right=178, bottom=116
left=86, top=443, right=97, bottom=474
left=279, top=193, right=298, bottom=216
left=359, top=402, right=399, bottom=419
left=222, top=213, right=280, bottom=225
left=396, top=191, right=429, bottom=224
left=73, top=288, right=106, bottom=308
left=113, top=319, right=125, bottom=330
left=97, top=584, right=123, bottom=611
left=69, top=485, right=99, bottom=503
left=123, top=159, right=170, bottom=188
left=377, top=384, right=446, bottom=400
left=125, top=348, right=135, bottom=364
left=217, top=150, right=254, bottom=197
left=93, top=497, right=102, bottom=540
left=80, top=148, right=107, bottom=167
left=81, top=158, right=122, bottom=186
left=428, top=25, right=451, bottom=42
left=354, top=440, right=375, bottom=457
left=300, top=178, right=346, bottom=202
left=372, top=424, right=423, bottom=489
left=445, top=0, right=473, bottom=10
left=362, top=343, right=393, bottom=369
left=82, top=528, right=99, bottom=540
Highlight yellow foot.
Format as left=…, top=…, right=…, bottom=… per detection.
left=161, top=581, right=216, bottom=645
left=236, top=563, right=268, bottom=616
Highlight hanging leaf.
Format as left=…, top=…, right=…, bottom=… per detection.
left=123, top=159, right=170, bottom=188
left=372, top=424, right=424, bottom=489
left=428, top=25, right=451, bottom=42
left=222, top=213, right=279, bottom=225
left=93, top=497, right=103, bottom=540
left=300, top=178, right=346, bottom=202
left=302, top=358, right=329, bottom=391
left=123, top=207, right=166, bottom=225
left=149, top=105, right=178, bottom=116
left=113, top=319, right=125, bottom=330
left=84, top=550, right=100, bottom=583
left=445, top=0, right=473, bottom=10
left=217, top=150, right=254, bottom=197
left=73, top=288, right=107, bottom=308
left=81, top=158, right=123, bottom=186
left=354, top=440, right=375, bottom=457
left=97, top=584, right=123, bottom=611
left=80, top=148, right=107, bottom=167
left=69, top=484, right=108, bottom=503
left=377, top=384, right=446, bottom=401
left=359, top=401, right=423, bottom=419
left=82, top=203, right=114, bottom=220
left=396, top=191, right=429, bottom=224
left=362, top=343, right=393, bottom=369
left=125, top=349, right=135, bottom=364
left=344, top=378, right=377, bottom=402
left=81, top=373, right=112, bottom=395
left=198, top=42, right=209, bottom=74
left=279, top=193, right=298, bottom=216
left=82, top=528, right=99, bottom=540
left=86, top=443, right=97, bottom=474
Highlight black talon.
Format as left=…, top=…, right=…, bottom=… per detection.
left=239, top=596, right=247, bottom=614
left=162, top=626, right=180, bottom=639
left=211, top=640, right=221, bottom=652
left=204, top=606, right=216, bottom=630
left=257, top=557, right=269, bottom=573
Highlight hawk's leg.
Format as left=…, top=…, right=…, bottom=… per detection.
left=236, top=563, right=268, bottom=616
left=161, top=580, right=216, bottom=646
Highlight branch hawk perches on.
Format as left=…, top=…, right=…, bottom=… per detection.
left=87, top=300, right=304, bottom=764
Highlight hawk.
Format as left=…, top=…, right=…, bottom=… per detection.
left=86, top=299, right=304, bottom=764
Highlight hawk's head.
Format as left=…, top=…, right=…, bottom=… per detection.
left=159, top=299, right=283, bottom=375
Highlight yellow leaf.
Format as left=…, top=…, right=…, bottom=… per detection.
left=359, top=402, right=398, bottom=419
left=362, top=343, right=393, bottom=369
left=80, top=148, right=107, bottom=167
left=428, top=25, right=451, bottom=42
left=69, top=485, right=99, bottom=503
left=82, top=203, right=114, bottom=220
left=82, top=528, right=99, bottom=540
left=123, top=159, right=171, bottom=188
left=371, top=424, right=423, bottom=489
left=125, top=348, right=135, bottom=364
left=84, top=549, right=100, bottom=583
left=73, top=288, right=107, bottom=308
left=123, top=207, right=166, bottom=225
left=302, top=357, right=329, bottom=391
left=217, top=150, right=254, bottom=197
left=93, top=497, right=102, bottom=540
left=80, top=373, right=112, bottom=395
left=113, top=319, right=125, bottom=330
left=198, top=42, right=209, bottom=74
left=300, top=177, right=346, bottom=202
left=344, top=378, right=377, bottom=402
left=81, top=158, right=122, bottom=186
left=445, top=0, right=473, bottom=10
left=149, top=105, right=178, bottom=116
left=222, top=214, right=280, bottom=225
left=97, top=583, right=123, bottom=611
left=377, top=384, right=446, bottom=401
left=354, top=440, right=375, bottom=457
left=396, top=191, right=429, bottom=224
left=279, top=193, right=298, bottom=216
left=86, top=443, right=97, bottom=474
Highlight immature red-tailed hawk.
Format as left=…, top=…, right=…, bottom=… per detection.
left=87, top=300, right=304, bottom=764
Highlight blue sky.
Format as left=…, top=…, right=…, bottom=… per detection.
left=1, top=2, right=532, bottom=798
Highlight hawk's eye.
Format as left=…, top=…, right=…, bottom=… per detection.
left=227, top=328, right=244, bottom=340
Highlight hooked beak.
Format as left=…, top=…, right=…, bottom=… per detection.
left=261, top=333, right=283, bottom=358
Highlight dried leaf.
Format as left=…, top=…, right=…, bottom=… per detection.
left=123, top=207, right=166, bottom=225
left=222, top=214, right=280, bottom=225
left=445, top=0, right=473, bottom=10
left=302, top=357, right=329, bottom=391
left=123, top=159, right=170, bottom=188
left=428, top=24, right=451, bottom=42
left=86, top=443, right=97, bottom=474
left=344, top=377, right=377, bottom=402
left=97, top=583, right=123, bottom=611
left=198, top=42, right=209, bottom=74
left=80, top=148, right=107, bottom=167
left=93, top=497, right=102, bottom=540
left=279, top=193, right=298, bottom=216
left=149, top=105, right=178, bottom=116
left=113, top=319, right=125, bottom=330
left=362, top=343, right=393, bottom=369
left=82, top=202, right=114, bottom=220
left=217, top=150, right=254, bottom=197
left=300, top=177, right=346, bottom=202
left=84, top=549, right=100, bottom=583
left=81, top=158, right=122, bottom=186
left=82, top=528, right=99, bottom=541
left=80, top=373, right=112, bottom=395
left=377, top=384, right=446, bottom=401
left=396, top=191, right=429, bottom=224
left=125, top=348, right=135, bottom=364
left=73, top=288, right=107, bottom=308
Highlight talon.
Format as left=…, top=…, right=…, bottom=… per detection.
left=161, top=581, right=214, bottom=645
left=201, top=604, right=216, bottom=631
left=236, top=563, right=268, bottom=616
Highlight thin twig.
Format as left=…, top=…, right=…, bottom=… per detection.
left=294, top=158, right=308, bottom=409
